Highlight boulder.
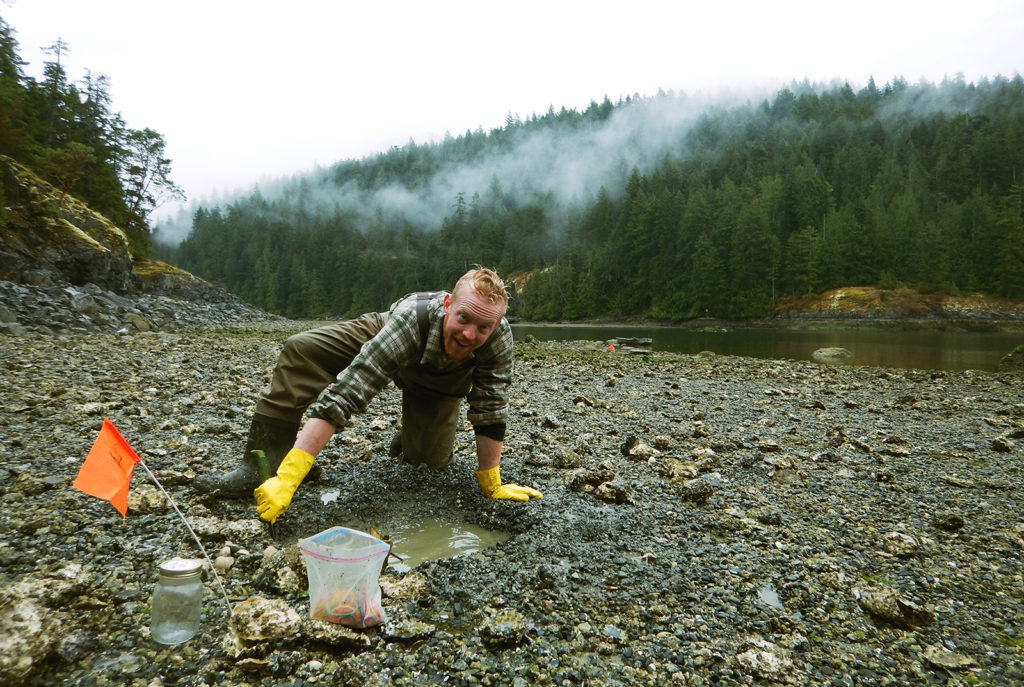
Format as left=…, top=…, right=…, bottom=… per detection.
left=812, top=347, right=854, bottom=363
left=231, top=597, right=302, bottom=642
left=479, top=608, right=529, bottom=647
left=0, top=563, right=92, bottom=682
left=854, top=584, right=935, bottom=629
left=0, top=596, right=57, bottom=683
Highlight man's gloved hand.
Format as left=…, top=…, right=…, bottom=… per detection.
left=475, top=466, right=542, bottom=501
left=254, top=447, right=315, bottom=523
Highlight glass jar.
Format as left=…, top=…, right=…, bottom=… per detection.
left=150, top=557, right=203, bottom=645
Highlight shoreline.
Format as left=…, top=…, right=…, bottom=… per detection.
left=508, top=315, right=1024, bottom=333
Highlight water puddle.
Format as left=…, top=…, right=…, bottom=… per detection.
left=374, top=518, right=510, bottom=573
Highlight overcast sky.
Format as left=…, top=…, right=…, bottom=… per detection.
left=2, top=0, right=1022, bottom=221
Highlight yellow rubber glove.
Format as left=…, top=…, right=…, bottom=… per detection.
left=475, top=466, right=543, bottom=501
left=254, top=447, right=315, bottom=523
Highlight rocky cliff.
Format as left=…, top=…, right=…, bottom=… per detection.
left=0, top=155, right=273, bottom=334
left=1, top=154, right=140, bottom=293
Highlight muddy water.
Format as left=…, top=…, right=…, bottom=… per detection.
left=379, top=518, right=510, bottom=573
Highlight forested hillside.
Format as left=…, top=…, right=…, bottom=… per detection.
left=167, top=76, right=1024, bottom=320
left=0, top=16, right=180, bottom=256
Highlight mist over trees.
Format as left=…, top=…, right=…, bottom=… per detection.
left=165, top=75, right=1024, bottom=320
left=0, top=16, right=182, bottom=255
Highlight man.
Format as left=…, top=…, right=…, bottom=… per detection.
left=195, top=268, right=541, bottom=523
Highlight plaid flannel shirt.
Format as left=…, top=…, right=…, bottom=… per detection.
left=308, top=292, right=513, bottom=429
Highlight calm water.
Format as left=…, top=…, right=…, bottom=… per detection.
left=511, top=324, right=1024, bottom=372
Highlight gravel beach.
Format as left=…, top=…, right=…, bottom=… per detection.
left=2, top=319, right=1023, bottom=686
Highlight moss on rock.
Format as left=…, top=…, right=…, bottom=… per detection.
left=0, top=155, right=136, bottom=292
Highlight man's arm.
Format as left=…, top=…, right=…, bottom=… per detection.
left=254, top=418, right=339, bottom=523
left=295, top=417, right=338, bottom=458
left=475, top=434, right=502, bottom=471
left=308, top=299, right=421, bottom=428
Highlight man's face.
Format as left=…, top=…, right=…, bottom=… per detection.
left=442, top=288, right=504, bottom=360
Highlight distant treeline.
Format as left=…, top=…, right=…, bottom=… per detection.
left=0, top=16, right=181, bottom=255
left=168, top=76, right=1024, bottom=319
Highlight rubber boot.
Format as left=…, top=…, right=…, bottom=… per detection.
left=194, top=414, right=299, bottom=498
left=388, top=430, right=454, bottom=468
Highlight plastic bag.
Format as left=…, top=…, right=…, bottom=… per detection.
left=298, top=526, right=390, bottom=628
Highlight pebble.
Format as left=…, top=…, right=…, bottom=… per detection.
left=213, top=556, right=235, bottom=573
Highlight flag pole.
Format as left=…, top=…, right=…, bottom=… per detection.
left=136, top=459, right=233, bottom=619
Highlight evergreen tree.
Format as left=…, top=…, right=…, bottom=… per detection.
left=994, top=185, right=1024, bottom=297
left=120, top=127, right=184, bottom=255
left=781, top=225, right=820, bottom=296
left=0, top=17, right=30, bottom=158
left=165, top=76, right=1024, bottom=319
left=689, top=233, right=727, bottom=316
left=0, top=18, right=181, bottom=256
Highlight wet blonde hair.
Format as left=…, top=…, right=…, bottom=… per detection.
left=453, top=267, right=508, bottom=312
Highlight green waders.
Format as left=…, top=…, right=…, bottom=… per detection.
left=196, top=304, right=473, bottom=496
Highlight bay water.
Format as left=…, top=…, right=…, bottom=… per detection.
left=511, top=324, right=1023, bottom=372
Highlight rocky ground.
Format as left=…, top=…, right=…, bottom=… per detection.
left=2, top=303, right=1024, bottom=686
left=0, top=277, right=275, bottom=336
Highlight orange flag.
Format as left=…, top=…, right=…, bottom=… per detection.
left=73, top=418, right=141, bottom=517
